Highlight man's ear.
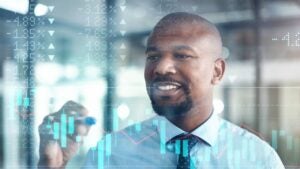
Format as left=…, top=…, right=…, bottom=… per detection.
left=212, top=58, right=226, bottom=85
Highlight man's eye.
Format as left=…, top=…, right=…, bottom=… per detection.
left=147, top=55, right=159, bottom=61
left=175, top=54, right=191, bottom=59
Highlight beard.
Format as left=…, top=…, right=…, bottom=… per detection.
left=150, top=95, right=193, bottom=117
left=148, top=76, right=193, bottom=117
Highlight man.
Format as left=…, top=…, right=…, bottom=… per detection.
left=38, top=12, right=285, bottom=169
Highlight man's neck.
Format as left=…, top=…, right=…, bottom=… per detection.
left=166, top=104, right=213, bottom=132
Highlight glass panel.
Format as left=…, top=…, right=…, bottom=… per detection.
left=0, top=0, right=299, bottom=168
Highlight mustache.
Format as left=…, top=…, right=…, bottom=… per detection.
left=152, top=76, right=181, bottom=84
left=149, top=76, right=189, bottom=91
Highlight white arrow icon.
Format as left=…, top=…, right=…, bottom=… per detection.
left=48, top=55, right=55, bottom=60
left=228, top=75, right=237, bottom=83
left=48, top=6, right=55, bottom=12
left=120, top=55, right=126, bottom=60
left=120, top=19, right=126, bottom=25
left=48, top=18, right=55, bottom=24
left=48, top=43, right=55, bottom=49
left=120, top=43, right=126, bottom=49
left=120, top=6, right=126, bottom=11
left=120, top=30, right=126, bottom=36
left=48, top=30, right=55, bottom=36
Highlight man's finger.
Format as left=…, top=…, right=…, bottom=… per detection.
left=75, top=122, right=91, bottom=136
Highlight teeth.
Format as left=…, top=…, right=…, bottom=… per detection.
left=157, top=85, right=178, bottom=91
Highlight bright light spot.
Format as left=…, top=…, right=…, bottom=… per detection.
left=222, top=47, right=230, bottom=59
left=64, top=65, right=79, bottom=79
left=84, top=66, right=100, bottom=79
left=0, top=0, right=29, bottom=14
left=213, top=99, right=224, bottom=114
left=35, top=63, right=63, bottom=85
left=117, top=103, right=130, bottom=120
left=34, top=3, right=48, bottom=16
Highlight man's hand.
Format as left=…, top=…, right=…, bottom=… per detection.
left=38, top=101, right=91, bottom=169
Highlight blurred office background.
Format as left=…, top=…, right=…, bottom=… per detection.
left=0, top=0, right=300, bottom=168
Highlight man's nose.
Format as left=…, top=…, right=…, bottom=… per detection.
left=154, top=56, right=176, bottom=75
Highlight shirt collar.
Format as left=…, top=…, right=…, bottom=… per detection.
left=156, top=112, right=221, bottom=147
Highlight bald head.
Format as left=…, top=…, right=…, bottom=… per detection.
left=148, top=12, right=223, bottom=57
left=144, top=13, right=226, bottom=128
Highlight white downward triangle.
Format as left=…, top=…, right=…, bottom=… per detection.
left=48, top=30, right=55, bottom=36
left=120, top=6, right=126, bottom=11
left=48, top=6, right=55, bottom=12
left=120, top=30, right=126, bottom=36
left=120, top=19, right=126, bottom=25
left=48, top=18, right=55, bottom=24
left=48, top=43, right=55, bottom=49
left=120, top=55, right=126, bottom=60
left=228, top=75, right=237, bottom=83
left=120, top=43, right=126, bottom=49
left=48, top=55, right=55, bottom=60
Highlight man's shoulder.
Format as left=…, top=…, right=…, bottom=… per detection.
left=218, top=118, right=284, bottom=168
left=219, top=117, right=275, bottom=153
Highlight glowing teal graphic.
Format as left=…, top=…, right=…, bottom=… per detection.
left=105, top=134, right=111, bottom=157
left=61, top=113, right=67, bottom=148
left=280, top=130, right=286, bottom=136
left=160, top=120, right=166, bottom=154
left=272, top=130, right=278, bottom=149
left=242, top=138, right=248, bottom=159
left=113, top=108, right=118, bottom=130
left=135, top=123, right=141, bottom=132
left=249, top=140, right=255, bottom=162
left=175, top=140, right=180, bottom=154
left=68, top=116, right=74, bottom=134
left=98, top=140, right=104, bottom=169
left=227, top=133, right=233, bottom=160
left=234, top=150, right=241, bottom=167
left=182, top=140, right=188, bottom=157
left=152, top=119, right=158, bottom=126
left=76, top=136, right=81, bottom=142
left=190, top=157, right=196, bottom=169
left=53, top=122, right=59, bottom=140
left=287, top=135, right=292, bottom=150
left=16, top=89, right=22, bottom=106
left=23, top=97, right=29, bottom=107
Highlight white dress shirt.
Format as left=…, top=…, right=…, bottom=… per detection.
left=82, top=113, right=285, bottom=169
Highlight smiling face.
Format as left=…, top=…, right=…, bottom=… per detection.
left=144, top=13, right=225, bottom=119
